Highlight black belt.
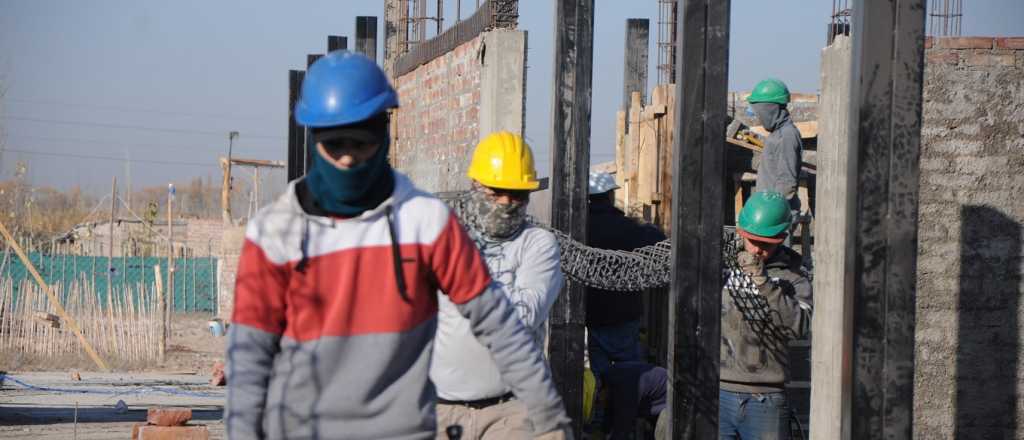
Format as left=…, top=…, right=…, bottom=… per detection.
left=437, top=392, right=516, bottom=409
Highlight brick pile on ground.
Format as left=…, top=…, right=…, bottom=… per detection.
left=131, top=407, right=209, bottom=440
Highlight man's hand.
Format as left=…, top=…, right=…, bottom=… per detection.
left=737, top=250, right=769, bottom=287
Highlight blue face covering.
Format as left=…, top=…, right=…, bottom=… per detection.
left=304, top=138, right=395, bottom=216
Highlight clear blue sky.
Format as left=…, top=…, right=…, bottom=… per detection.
left=2, top=0, right=1022, bottom=195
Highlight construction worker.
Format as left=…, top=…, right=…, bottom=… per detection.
left=601, top=361, right=668, bottom=440
left=746, top=79, right=803, bottom=212
left=431, top=131, right=565, bottom=440
left=720, top=191, right=812, bottom=440
left=585, top=171, right=665, bottom=380
left=225, top=52, right=570, bottom=440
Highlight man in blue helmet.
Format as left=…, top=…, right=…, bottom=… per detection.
left=225, top=51, right=570, bottom=440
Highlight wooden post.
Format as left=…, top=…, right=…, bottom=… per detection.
left=154, top=264, right=166, bottom=362
left=107, top=177, right=117, bottom=350
left=846, top=1, right=925, bottom=438
left=287, top=70, right=306, bottom=181
left=0, top=220, right=109, bottom=371
left=548, top=0, right=594, bottom=435
left=356, top=17, right=379, bottom=62
left=328, top=35, right=348, bottom=52
left=666, top=0, right=729, bottom=438
left=167, top=184, right=174, bottom=339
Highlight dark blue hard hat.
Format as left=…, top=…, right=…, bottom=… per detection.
left=294, top=51, right=399, bottom=127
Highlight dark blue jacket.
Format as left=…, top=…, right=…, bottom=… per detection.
left=585, top=200, right=667, bottom=326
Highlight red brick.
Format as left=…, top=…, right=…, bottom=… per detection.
left=995, top=37, right=1024, bottom=50
left=136, top=425, right=209, bottom=440
left=146, top=407, right=192, bottom=426
left=132, top=423, right=146, bottom=440
left=926, top=50, right=960, bottom=65
left=935, top=37, right=994, bottom=49
left=209, top=361, right=226, bottom=386
left=964, top=50, right=1016, bottom=66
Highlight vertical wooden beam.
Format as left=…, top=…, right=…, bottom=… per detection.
left=327, top=35, right=348, bottom=52
left=287, top=70, right=306, bottom=181
left=622, top=18, right=650, bottom=115
left=166, top=183, right=174, bottom=336
left=107, top=177, right=117, bottom=350
left=847, top=1, right=925, bottom=438
left=356, top=17, right=379, bottom=62
left=548, top=0, right=594, bottom=435
left=665, top=0, right=729, bottom=438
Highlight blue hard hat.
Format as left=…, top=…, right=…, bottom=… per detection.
left=294, top=51, right=399, bottom=127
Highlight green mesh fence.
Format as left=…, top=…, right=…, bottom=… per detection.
left=1, top=252, right=218, bottom=312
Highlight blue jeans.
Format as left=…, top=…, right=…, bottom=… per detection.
left=587, top=320, right=643, bottom=380
left=719, top=389, right=790, bottom=440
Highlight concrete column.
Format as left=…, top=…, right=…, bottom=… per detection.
left=328, top=35, right=348, bottom=52
left=356, top=16, right=378, bottom=62
left=809, top=34, right=856, bottom=440
left=622, top=18, right=650, bottom=111
left=383, top=0, right=409, bottom=76
left=479, top=30, right=527, bottom=139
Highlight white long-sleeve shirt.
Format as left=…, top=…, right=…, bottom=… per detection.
left=431, top=224, right=565, bottom=401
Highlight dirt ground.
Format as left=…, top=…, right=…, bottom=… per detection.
left=0, top=314, right=228, bottom=439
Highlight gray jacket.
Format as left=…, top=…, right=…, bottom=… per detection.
left=752, top=103, right=803, bottom=202
left=720, top=246, right=812, bottom=393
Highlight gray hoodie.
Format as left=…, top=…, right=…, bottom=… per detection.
left=720, top=246, right=812, bottom=393
left=752, top=102, right=803, bottom=204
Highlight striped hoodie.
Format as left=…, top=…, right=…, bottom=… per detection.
left=226, top=171, right=569, bottom=439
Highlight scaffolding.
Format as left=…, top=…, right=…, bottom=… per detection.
left=927, top=0, right=963, bottom=37
left=656, top=0, right=677, bottom=84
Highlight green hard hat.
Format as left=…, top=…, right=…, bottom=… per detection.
left=747, top=78, right=791, bottom=105
left=738, top=191, right=792, bottom=240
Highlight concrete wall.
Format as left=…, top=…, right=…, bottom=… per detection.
left=391, top=30, right=526, bottom=192
left=914, top=36, right=1024, bottom=439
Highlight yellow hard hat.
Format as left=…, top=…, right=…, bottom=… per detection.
left=467, top=131, right=541, bottom=191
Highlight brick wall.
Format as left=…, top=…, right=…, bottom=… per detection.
left=915, top=36, right=1024, bottom=439
left=392, top=36, right=484, bottom=193
left=391, top=30, right=526, bottom=193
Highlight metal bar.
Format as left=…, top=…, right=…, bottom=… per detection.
left=356, top=17, right=379, bottom=62
left=849, top=0, right=925, bottom=438
left=437, top=0, right=443, bottom=35
left=666, top=0, right=729, bottom=438
left=327, top=35, right=348, bottom=52
left=287, top=70, right=305, bottom=181
left=548, top=0, right=594, bottom=436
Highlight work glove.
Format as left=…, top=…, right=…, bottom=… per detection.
left=737, top=250, right=769, bottom=287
